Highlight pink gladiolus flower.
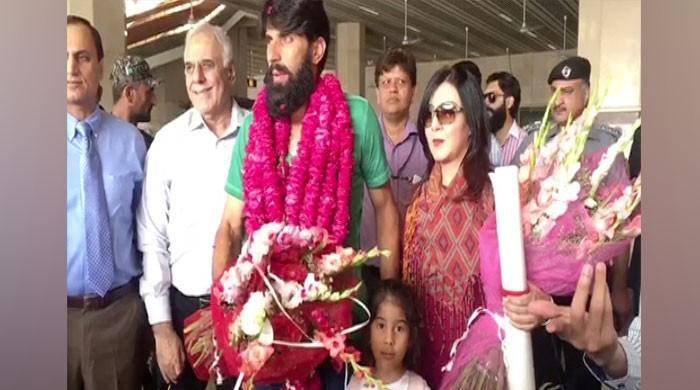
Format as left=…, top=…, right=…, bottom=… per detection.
left=319, top=252, right=342, bottom=275
left=319, top=332, right=347, bottom=358
left=620, top=214, right=641, bottom=237
left=592, top=214, right=617, bottom=239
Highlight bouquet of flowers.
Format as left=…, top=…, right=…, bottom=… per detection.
left=440, top=91, right=642, bottom=389
left=184, top=222, right=388, bottom=389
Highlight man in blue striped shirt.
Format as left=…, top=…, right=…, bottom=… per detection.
left=67, top=15, right=148, bottom=390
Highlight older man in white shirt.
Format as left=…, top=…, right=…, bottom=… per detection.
left=136, top=23, right=248, bottom=390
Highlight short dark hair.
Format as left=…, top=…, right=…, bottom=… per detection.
left=365, top=280, right=421, bottom=370
left=261, top=0, right=331, bottom=72
left=453, top=60, right=482, bottom=87
left=486, top=71, right=521, bottom=118
left=417, top=64, right=492, bottom=201
left=67, top=15, right=104, bottom=61
left=374, top=47, right=417, bottom=87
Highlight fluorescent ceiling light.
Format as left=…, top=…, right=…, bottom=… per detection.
left=125, top=0, right=164, bottom=18
left=128, top=0, right=205, bottom=28
left=358, top=6, right=379, bottom=16
left=127, top=3, right=226, bottom=49
left=526, top=30, right=538, bottom=38
left=407, top=25, right=421, bottom=33
left=498, top=13, right=513, bottom=23
left=470, top=51, right=481, bottom=57
left=441, top=40, right=455, bottom=47
left=547, top=44, right=557, bottom=50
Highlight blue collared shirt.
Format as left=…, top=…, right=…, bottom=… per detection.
left=67, top=108, right=146, bottom=296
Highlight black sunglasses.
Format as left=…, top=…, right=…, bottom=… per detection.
left=484, top=92, right=506, bottom=104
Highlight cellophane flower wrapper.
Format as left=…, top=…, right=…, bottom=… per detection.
left=440, top=111, right=641, bottom=390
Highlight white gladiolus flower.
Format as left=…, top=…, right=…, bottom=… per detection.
left=249, top=224, right=283, bottom=264
left=541, top=176, right=556, bottom=191
left=219, top=261, right=255, bottom=303
left=258, top=319, right=274, bottom=346
left=545, top=200, right=568, bottom=220
left=319, top=252, right=343, bottom=275
left=553, top=181, right=580, bottom=203
left=303, top=273, right=329, bottom=301
left=240, top=292, right=269, bottom=337
left=273, top=279, right=303, bottom=309
left=584, top=197, right=598, bottom=209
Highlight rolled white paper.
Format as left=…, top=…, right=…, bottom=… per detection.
left=489, top=165, right=535, bottom=390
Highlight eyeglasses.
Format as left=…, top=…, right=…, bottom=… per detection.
left=483, top=92, right=505, bottom=104
left=425, top=101, right=464, bottom=127
left=378, top=77, right=409, bottom=90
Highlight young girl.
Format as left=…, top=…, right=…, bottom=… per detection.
left=349, top=280, right=430, bottom=390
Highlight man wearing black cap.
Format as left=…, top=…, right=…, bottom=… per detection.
left=549, top=56, right=593, bottom=125
left=516, top=56, right=631, bottom=390
left=517, top=56, right=620, bottom=156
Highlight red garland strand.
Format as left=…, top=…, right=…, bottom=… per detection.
left=243, top=74, right=354, bottom=244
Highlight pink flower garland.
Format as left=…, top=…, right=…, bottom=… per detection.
left=243, top=74, right=354, bottom=244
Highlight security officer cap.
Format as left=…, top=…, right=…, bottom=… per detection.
left=548, top=56, right=591, bottom=85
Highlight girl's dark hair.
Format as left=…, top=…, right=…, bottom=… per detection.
left=365, top=279, right=421, bottom=370
left=416, top=64, right=492, bottom=202
left=261, top=0, right=331, bottom=71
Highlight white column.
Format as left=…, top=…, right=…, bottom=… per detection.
left=336, top=22, right=365, bottom=96
left=578, top=0, right=640, bottom=112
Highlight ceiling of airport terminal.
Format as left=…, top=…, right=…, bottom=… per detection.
left=126, top=0, right=578, bottom=75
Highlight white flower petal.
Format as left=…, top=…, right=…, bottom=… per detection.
left=546, top=201, right=568, bottom=219
left=240, top=292, right=267, bottom=336
left=258, top=319, right=274, bottom=345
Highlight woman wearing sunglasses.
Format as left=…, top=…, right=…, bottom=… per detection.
left=402, top=64, right=493, bottom=389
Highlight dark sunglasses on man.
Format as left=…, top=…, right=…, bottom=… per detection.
left=425, top=101, right=464, bottom=127
left=483, top=91, right=505, bottom=104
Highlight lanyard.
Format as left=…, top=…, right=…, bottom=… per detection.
left=391, top=132, right=419, bottom=182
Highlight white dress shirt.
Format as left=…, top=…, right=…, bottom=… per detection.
left=604, top=303, right=641, bottom=389
left=137, top=101, right=249, bottom=325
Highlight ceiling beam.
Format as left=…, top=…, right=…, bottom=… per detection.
left=146, top=9, right=258, bottom=69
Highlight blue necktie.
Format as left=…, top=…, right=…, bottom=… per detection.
left=77, top=121, right=115, bottom=297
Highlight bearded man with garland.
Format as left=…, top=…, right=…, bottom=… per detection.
left=213, top=0, right=400, bottom=310
left=213, top=2, right=400, bottom=386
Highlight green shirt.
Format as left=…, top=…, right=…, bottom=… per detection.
left=225, top=94, right=391, bottom=249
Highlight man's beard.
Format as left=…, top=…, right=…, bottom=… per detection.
left=132, top=105, right=152, bottom=124
left=264, top=53, right=316, bottom=119
left=487, top=103, right=507, bottom=133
